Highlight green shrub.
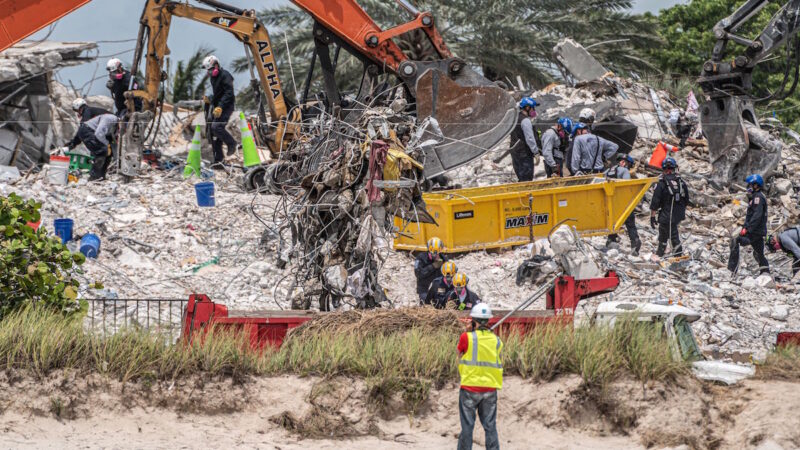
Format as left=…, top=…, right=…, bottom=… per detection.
left=0, top=194, right=84, bottom=319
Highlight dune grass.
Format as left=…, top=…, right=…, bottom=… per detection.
left=0, top=307, right=688, bottom=388
left=757, top=345, right=800, bottom=381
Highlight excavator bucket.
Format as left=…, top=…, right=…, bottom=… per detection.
left=398, top=59, right=517, bottom=179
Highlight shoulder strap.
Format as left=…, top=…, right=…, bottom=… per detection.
left=590, top=136, right=602, bottom=169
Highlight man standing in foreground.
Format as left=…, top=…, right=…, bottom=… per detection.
left=457, top=304, right=502, bottom=450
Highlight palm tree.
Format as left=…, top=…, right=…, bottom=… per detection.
left=170, top=46, right=214, bottom=103
left=233, top=0, right=659, bottom=102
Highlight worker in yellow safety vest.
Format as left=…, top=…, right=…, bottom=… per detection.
left=457, top=303, right=502, bottom=450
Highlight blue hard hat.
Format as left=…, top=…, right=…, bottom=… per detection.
left=557, top=117, right=574, bottom=134
left=622, top=155, right=635, bottom=165
left=571, top=122, right=587, bottom=136
left=746, top=174, right=764, bottom=187
left=662, top=157, right=677, bottom=169
left=519, top=97, right=539, bottom=109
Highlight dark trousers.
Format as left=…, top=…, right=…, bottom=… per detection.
left=728, top=234, right=770, bottom=274
left=608, top=214, right=640, bottom=251
left=545, top=157, right=563, bottom=178
left=656, top=219, right=682, bottom=257
left=510, top=149, right=533, bottom=182
left=77, top=125, right=110, bottom=181
left=458, top=389, right=499, bottom=450
left=210, top=108, right=236, bottom=163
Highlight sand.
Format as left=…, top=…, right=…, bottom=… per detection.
left=1, top=372, right=798, bottom=449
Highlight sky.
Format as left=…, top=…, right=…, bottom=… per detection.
left=30, top=0, right=686, bottom=96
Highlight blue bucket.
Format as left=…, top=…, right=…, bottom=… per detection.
left=195, top=181, right=216, bottom=207
left=53, top=218, right=74, bottom=243
left=79, top=233, right=101, bottom=258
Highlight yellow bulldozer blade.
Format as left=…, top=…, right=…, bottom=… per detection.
left=397, top=59, right=517, bottom=179
left=393, top=175, right=657, bottom=253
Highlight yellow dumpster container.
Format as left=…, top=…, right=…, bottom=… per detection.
left=393, top=175, right=656, bottom=253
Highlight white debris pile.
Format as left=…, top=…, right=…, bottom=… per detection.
left=0, top=169, right=292, bottom=311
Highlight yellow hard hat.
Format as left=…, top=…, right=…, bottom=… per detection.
left=427, top=237, right=443, bottom=253
left=453, top=272, right=468, bottom=288
left=441, top=261, right=457, bottom=277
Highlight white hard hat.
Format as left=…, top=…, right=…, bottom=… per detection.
left=202, top=55, right=220, bottom=70
left=579, top=107, right=596, bottom=121
left=106, top=58, right=123, bottom=72
left=71, top=98, right=87, bottom=111
left=470, top=303, right=493, bottom=320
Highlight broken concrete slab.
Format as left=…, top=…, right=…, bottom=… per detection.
left=553, top=38, right=609, bottom=84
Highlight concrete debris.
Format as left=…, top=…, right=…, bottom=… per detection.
left=0, top=42, right=97, bottom=170
left=549, top=225, right=604, bottom=280
left=552, top=38, right=609, bottom=85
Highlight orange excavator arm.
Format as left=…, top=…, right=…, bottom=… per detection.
left=0, top=0, right=91, bottom=52
left=291, top=0, right=517, bottom=178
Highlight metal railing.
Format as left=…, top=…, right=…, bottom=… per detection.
left=84, top=298, right=188, bottom=340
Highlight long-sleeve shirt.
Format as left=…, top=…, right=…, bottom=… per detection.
left=779, top=227, right=800, bottom=260
left=414, top=252, right=448, bottom=294
left=84, top=114, right=119, bottom=146
left=210, top=68, right=236, bottom=111
left=520, top=117, right=539, bottom=155
left=68, top=106, right=111, bottom=149
left=743, top=191, right=768, bottom=236
left=570, top=133, right=618, bottom=172
left=541, top=128, right=562, bottom=167
left=605, top=165, right=631, bottom=180
left=650, top=174, right=689, bottom=224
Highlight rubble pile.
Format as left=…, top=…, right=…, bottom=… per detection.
left=0, top=41, right=97, bottom=169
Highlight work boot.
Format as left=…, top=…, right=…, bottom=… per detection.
left=656, top=242, right=667, bottom=257
left=632, top=239, right=641, bottom=256
left=226, top=145, right=238, bottom=157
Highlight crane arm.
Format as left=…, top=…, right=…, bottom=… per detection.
left=0, top=0, right=91, bottom=53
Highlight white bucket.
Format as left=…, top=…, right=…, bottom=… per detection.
left=47, top=155, right=70, bottom=185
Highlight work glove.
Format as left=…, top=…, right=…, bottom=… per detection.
left=650, top=216, right=657, bottom=229
left=213, top=107, right=222, bottom=119
left=203, top=95, right=211, bottom=105
left=740, top=228, right=747, bottom=237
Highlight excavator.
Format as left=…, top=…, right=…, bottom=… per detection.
left=698, top=0, right=800, bottom=188
left=3, top=0, right=516, bottom=180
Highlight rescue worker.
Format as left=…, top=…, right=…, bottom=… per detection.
left=570, top=122, right=619, bottom=175
left=414, top=237, right=448, bottom=303
left=444, top=273, right=482, bottom=310
left=541, top=117, right=572, bottom=178
left=425, top=261, right=457, bottom=308
left=605, top=155, right=641, bottom=255
left=578, top=107, right=596, bottom=128
left=457, top=303, right=502, bottom=450
left=202, top=55, right=238, bottom=166
left=649, top=157, right=689, bottom=257
left=728, top=174, right=769, bottom=274
left=65, top=99, right=110, bottom=151
left=768, top=226, right=800, bottom=276
left=508, top=97, right=539, bottom=182
left=105, top=58, right=141, bottom=118
left=69, top=113, right=119, bottom=181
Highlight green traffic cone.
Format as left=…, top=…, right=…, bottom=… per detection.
left=239, top=112, right=261, bottom=168
left=183, top=125, right=202, bottom=178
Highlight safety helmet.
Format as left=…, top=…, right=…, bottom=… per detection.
left=662, top=157, right=678, bottom=170
left=470, top=303, right=493, bottom=319
left=441, top=261, right=457, bottom=278
left=621, top=155, right=635, bottom=166
left=202, top=55, right=220, bottom=70
left=745, top=174, right=764, bottom=187
left=767, top=234, right=780, bottom=252
left=578, top=107, right=596, bottom=122
left=71, top=98, right=87, bottom=112
left=519, top=97, right=538, bottom=110
left=557, top=117, right=574, bottom=135
left=571, top=122, right=587, bottom=136
left=106, top=58, right=123, bottom=72
left=453, top=272, right=468, bottom=288
left=427, top=237, right=443, bottom=254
